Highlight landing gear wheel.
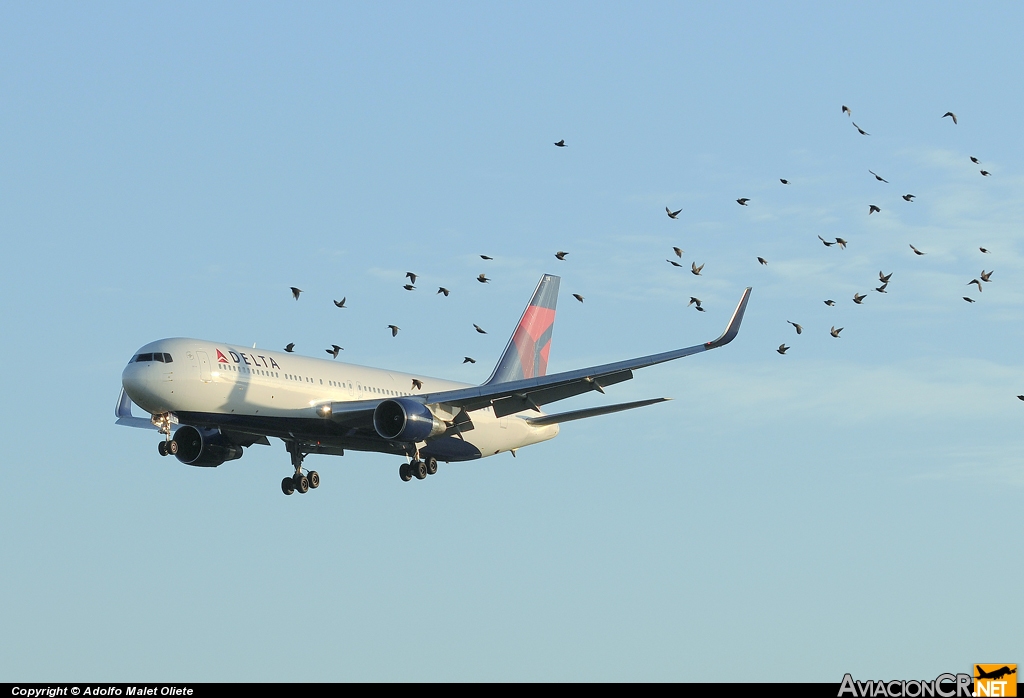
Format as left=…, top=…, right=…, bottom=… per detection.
left=158, top=441, right=168, bottom=456
left=413, top=460, right=427, bottom=480
left=399, top=463, right=412, bottom=482
left=294, top=474, right=310, bottom=494
left=168, top=439, right=179, bottom=455
left=308, top=471, right=320, bottom=489
left=281, top=477, right=295, bottom=496
left=424, top=457, right=438, bottom=475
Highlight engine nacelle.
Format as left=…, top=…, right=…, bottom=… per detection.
left=172, top=425, right=244, bottom=467
left=373, top=398, right=446, bottom=442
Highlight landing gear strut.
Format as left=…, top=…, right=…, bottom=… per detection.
left=153, top=413, right=177, bottom=457
left=399, top=455, right=438, bottom=482
left=282, top=442, right=319, bottom=496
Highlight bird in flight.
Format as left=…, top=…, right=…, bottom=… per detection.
left=981, top=170, right=991, bottom=177
left=463, top=357, right=476, bottom=364
left=572, top=293, right=584, bottom=303
left=842, top=105, right=852, bottom=117
left=980, top=270, right=993, bottom=282
left=388, top=325, right=400, bottom=337
left=963, top=297, right=976, bottom=303
left=980, top=247, right=991, bottom=254
left=672, top=246, right=683, bottom=258
left=438, top=287, right=450, bottom=296
left=869, top=205, right=881, bottom=215
left=818, top=235, right=835, bottom=247
left=480, top=255, right=493, bottom=260
left=403, top=284, right=416, bottom=291
left=473, top=324, right=487, bottom=334
left=688, top=297, right=702, bottom=309
left=411, top=378, right=423, bottom=390
left=971, top=156, right=981, bottom=164
left=852, top=122, right=869, bottom=135
left=869, top=170, right=889, bottom=183
left=777, top=344, right=790, bottom=355
left=333, top=297, right=347, bottom=308
left=780, top=179, right=790, bottom=185
left=736, top=198, right=750, bottom=206
left=477, top=274, right=490, bottom=283
left=691, top=262, right=704, bottom=276
left=853, top=292, right=867, bottom=305
left=666, top=207, right=681, bottom=219
left=555, top=251, right=568, bottom=260
left=326, top=345, right=343, bottom=359
left=875, top=283, right=888, bottom=294
left=909, top=244, right=926, bottom=256
left=291, top=287, right=302, bottom=300
left=968, top=279, right=983, bottom=293
left=406, top=272, right=418, bottom=284
left=284, top=343, right=296, bottom=352
left=942, top=112, right=958, bottom=124
left=824, top=300, right=836, bottom=306
left=879, top=271, right=892, bottom=283
left=666, top=259, right=682, bottom=267
left=830, top=326, right=844, bottom=338
left=757, top=257, right=768, bottom=265
left=554, top=140, right=566, bottom=147
left=835, top=237, right=848, bottom=249
left=787, top=321, right=803, bottom=335
left=902, top=194, right=915, bottom=202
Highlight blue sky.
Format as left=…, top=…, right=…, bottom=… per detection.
left=1, top=1, right=1021, bottom=681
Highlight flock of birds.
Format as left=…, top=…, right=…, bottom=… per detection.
left=282, top=255, right=586, bottom=369
left=277, top=108, right=1007, bottom=396
left=653, top=105, right=999, bottom=358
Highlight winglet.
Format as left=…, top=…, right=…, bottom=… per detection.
left=116, top=388, right=134, bottom=419
left=705, top=287, right=751, bottom=349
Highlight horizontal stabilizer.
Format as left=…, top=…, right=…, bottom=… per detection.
left=523, top=397, right=670, bottom=427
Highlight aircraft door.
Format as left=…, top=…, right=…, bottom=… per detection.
left=196, top=351, right=212, bottom=382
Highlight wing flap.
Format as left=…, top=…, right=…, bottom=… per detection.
left=491, top=369, right=633, bottom=417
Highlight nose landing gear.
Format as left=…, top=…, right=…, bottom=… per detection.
left=152, top=413, right=178, bottom=457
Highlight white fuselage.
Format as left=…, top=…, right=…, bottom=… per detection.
left=121, top=338, right=558, bottom=462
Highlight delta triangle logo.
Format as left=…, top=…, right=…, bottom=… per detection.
left=216, top=349, right=230, bottom=363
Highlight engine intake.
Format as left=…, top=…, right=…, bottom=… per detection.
left=373, top=399, right=446, bottom=442
left=172, top=426, right=244, bottom=467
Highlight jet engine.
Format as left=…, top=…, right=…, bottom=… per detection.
left=373, top=399, right=446, bottom=442
left=172, top=425, right=244, bottom=467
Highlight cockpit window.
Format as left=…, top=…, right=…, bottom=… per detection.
left=132, top=352, right=172, bottom=363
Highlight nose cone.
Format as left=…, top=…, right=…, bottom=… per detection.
left=121, top=349, right=175, bottom=414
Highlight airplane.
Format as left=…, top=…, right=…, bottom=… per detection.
left=117, top=274, right=751, bottom=495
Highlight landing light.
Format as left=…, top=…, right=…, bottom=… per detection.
left=318, top=405, right=332, bottom=416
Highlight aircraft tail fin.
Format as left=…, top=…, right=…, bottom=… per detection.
left=485, top=274, right=560, bottom=385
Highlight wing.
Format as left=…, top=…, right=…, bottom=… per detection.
left=323, top=287, right=749, bottom=429
left=415, top=286, right=749, bottom=418
left=115, top=388, right=167, bottom=430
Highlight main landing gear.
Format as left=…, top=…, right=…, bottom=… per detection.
left=281, top=442, right=319, bottom=496
left=399, top=456, right=438, bottom=482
